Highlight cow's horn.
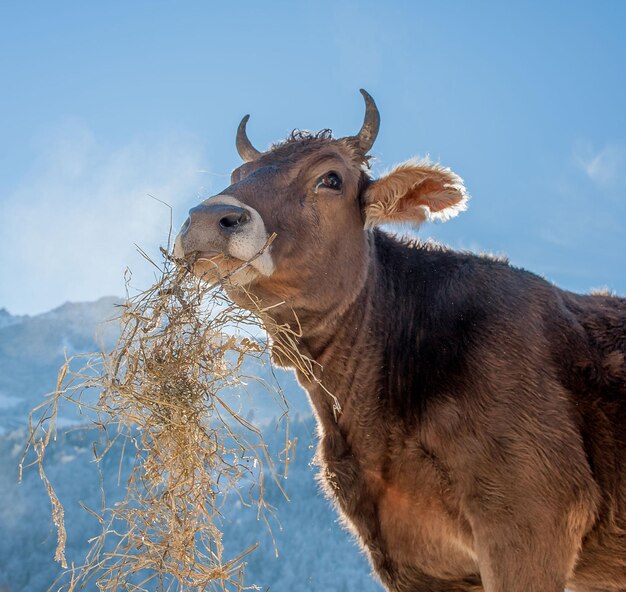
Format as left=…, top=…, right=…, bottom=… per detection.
left=354, top=89, right=380, bottom=153
left=236, top=114, right=262, bottom=162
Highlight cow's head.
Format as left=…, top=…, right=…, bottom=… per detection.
left=174, top=91, right=468, bottom=323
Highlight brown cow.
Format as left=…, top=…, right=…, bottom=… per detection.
left=173, top=91, right=626, bottom=592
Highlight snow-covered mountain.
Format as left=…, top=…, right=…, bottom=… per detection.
left=0, top=297, right=312, bottom=434
left=0, top=297, right=380, bottom=591
left=0, top=297, right=121, bottom=435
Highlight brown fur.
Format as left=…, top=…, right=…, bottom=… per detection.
left=365, top=159, right=469, bottom=227
left=177, top=125, right=626, bottom=592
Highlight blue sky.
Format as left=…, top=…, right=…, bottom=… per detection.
left=1, top=1, right=625, bottom=314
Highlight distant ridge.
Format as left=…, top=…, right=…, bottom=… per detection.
left=0, top=294, right=309, bottom=433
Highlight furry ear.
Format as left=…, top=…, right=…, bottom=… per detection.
left=363, top=158, right=469, bottom=228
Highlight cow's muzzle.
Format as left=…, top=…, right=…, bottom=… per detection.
left=173, top=195, right=274, bottom=283
left=178, top=203, right=251, bottom=256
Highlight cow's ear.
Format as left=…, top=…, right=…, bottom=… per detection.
left=363, top=159, right=468, bottom=228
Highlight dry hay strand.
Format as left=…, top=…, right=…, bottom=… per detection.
left=21, top=244, right=304, bottom=592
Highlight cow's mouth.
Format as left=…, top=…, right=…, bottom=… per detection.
left=195, top=251, right=224, bottom=262
left=185, top=251, right=256, bottom=284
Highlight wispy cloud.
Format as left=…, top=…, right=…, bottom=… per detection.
left=574, top=141, right=626, bottom=190
left=0, top=121, right=206, bottom=315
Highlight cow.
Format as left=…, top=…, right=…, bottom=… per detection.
left=173, top=90, right=626, bottom=592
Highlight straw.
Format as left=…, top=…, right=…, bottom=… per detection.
left=22, top=243, right=299, bottom=592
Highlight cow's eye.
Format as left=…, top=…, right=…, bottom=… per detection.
left=316, top=171, right=342, bottom=192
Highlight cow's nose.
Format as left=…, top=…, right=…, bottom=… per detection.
left=184, top=203, right=251, bottom=236
left=218, top=208, right=251, bottom=231
left=177, top=203, right=252, bottom=258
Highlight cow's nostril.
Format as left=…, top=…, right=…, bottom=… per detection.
left=219, top=209, right=250, bottom=230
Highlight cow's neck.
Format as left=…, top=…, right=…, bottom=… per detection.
left=266, top=238, right=383, bottom=427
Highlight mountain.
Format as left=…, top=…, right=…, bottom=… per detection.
left=0, top=297, right=379, bottom=591
left=0, top=297, right=311, bottom=435
left=0, top=297, right=121, bottom=434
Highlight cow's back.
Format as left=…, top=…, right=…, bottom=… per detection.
left=569, top=291, right=626, bottom=392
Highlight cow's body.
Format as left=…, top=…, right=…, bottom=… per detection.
left=174, top=92, right=626, bottom=591
left=296, top=231, right=626, bottom=592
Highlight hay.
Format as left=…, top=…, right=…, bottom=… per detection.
left=21, top=244, right=300, bottom=592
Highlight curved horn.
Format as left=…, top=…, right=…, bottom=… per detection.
left=354, top=89, right=380, bottom=153
left=236, top=114, right=262, bottom=162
